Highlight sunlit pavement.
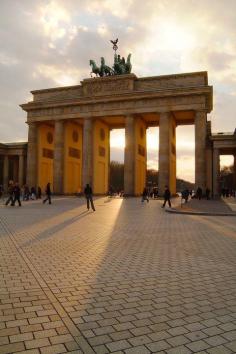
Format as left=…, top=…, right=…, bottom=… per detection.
left=0, top=196, right=236, bottom=354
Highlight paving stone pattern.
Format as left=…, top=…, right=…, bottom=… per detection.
left=0, top=196, right=236, bottom=354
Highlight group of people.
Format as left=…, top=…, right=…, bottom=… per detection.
left=142, top=185, right=172, bottom=208
left=2, top=181, right=52, bottom=206
left=3, top=180, right=95, bottom=210
left=221, top=188, right=236, bottom=198
left=4, top=180, right=224, bottom=211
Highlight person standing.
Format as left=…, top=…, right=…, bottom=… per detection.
left=43, top=182, right=52, bottom=204
left=5, top=181, right=14, bottom=206
left=37, top=186, right=42, bottom=199
left=161, top=185, right=171, bottom=208
left=12, top=182, right=22, bottom=207
left=206, top=187, right=210, bottom=200
left=141, top=187, right=149, bottom=203
left=196, top=187, right=203, bottom=200
left=84, top=184, right=95, bottom=211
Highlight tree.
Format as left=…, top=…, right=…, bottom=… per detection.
left=109, top=161, right=194, bottom=192
left=110, top=161, right=124, bottom=191
left=220, top=164, right=234, bottom=189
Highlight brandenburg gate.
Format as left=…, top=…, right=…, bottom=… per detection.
left=21, top=71, right=213, bottom=195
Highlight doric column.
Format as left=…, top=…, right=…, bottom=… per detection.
left=3, top=155, right=9, bottom=192
left=158, top=112, right=176, bottom=196
left=18, top=155, right=24, bottom=187
left=26, top=123, right=38, bottom=188
left=195, top=111, right=207, bottom=191
left=124, top=115, right=135, bottom=196
left=213, top=148, right=220, bottom=198
left=82, top=118, right=93, bottom=188
left=53, top=120, right=64, bottom=194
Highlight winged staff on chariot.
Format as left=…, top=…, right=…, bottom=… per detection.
left=89, top=38, right=132, bottom=77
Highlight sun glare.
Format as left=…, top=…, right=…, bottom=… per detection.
left=220, top=155, right=234, bottom=168
left=39, top=1, right=70, bottom=40
left=159, top=22, right=196, bottom=51
left=110, top=130, right=125, bottom=148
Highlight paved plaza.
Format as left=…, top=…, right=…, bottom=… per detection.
left=0, top=197, right=236, bottom=354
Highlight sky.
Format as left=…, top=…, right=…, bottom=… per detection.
left=1, top=0, right=236, bottom=182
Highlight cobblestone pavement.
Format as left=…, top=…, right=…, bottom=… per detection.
left=0, top=196, right=236, bottom=354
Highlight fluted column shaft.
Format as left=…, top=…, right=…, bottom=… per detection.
left=124, top=115, right=135, bottom=196
left=3, top=155, right=9, bottom=192
left=82, top=118, right=93, bottom=188
left=212, top=148, right=220, bottom=198
left=53, top=120, right=64, bottom=194
left=18, top=155, right=24, bottom=187
left=195, top=111, right=207, bottom=191
left=26, top=123, right=38, bottom=188
left=158, top=112, right=176, bottom=196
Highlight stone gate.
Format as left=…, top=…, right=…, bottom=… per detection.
left=21, top=72, right=213, bottom=195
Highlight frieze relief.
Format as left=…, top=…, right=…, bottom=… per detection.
left=83, top=79, right=132, bottom=96
left=28, top=94, right=206, bottom=119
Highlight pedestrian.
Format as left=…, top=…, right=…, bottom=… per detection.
left=37, top=186, right=42, bottom=199
left=206, top=187, right=210, bottom=200
left=5, top=181, right=14, bottom=206
left=43, top=182, right=52, bottom=204
left=30, top=186, right=36, bottom=200
left=0, top=184, right=3, bottom=199
left=12, top=182, right=22, bottom=206
left=141, top=187, right=149, bottom=203
left=161, top=185, right=171, bottom=208
left=84, top=183, right=95, bottom=211
left=196, top=187, right=202, bottom=200
left=181, top=189, right=189, bottom=203
left=23, top=184, right=30, bottom=201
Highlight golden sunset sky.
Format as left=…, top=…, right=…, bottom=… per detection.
left=1, top=0, right=236, bottom=181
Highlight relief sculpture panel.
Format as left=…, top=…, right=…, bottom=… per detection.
left=83, top=79, right=132, bottom=96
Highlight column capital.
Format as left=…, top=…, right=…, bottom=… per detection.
left=54, top=119, right=64, bottom=125
left=195, top=110, right=207, bottom=119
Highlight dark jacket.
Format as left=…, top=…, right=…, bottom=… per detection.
left=142, top=188, right=148, bottom=197
left=45, top=184, right=51, bottom=195
left=84, top=185, right=93, bottom=196
left=164, top=188, right=171, bottom=199
left=13, top=185, right=21, bottom=197
left=8, top=185, right=14, bottom=195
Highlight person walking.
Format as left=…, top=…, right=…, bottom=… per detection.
left=161, top=185, right=171, bottom=208
left=5, top=181, right=14, bottom=206
left=12, top=182, right=22, bottom=206
left=141, top=187, right=149, bottom=203
left=37, top=186, right=42, bottom=199
left=196, top=187, right=202, bottom=200
left=206, top=187, right=210, bottom=200
left=84, top=184, right=95, bottom=211
left=43, top=182, right=52, bottom=204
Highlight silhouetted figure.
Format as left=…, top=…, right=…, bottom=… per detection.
left=30, top=186, right=36, bottom=200
left=84, top=184, right=95, bottom=211
left=23, top=184, right=30, bottom=201
left=43, top=183, right=52, bottom=204
left=37, top=186, right=42, bottom=199
left=12, top=182, right=21, bottom=206
left=206, top=187, right=210, bottom=200
left=182, top=189, right=189, bottom=203
left=5, top=181, right=14, bottom=206
left=0, top=185, right=3, bottom=199
left=162, top=185, right=171, bottom=208
left=196, top=187, right=202, bottom=200
left=141, top=187, right=149, bottom=203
